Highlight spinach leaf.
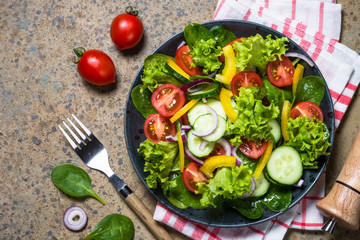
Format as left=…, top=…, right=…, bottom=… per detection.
left=184, top=23, right=213, bottom=49
left=293, top=75, right=325, bottom=106
left=263, top=78, right=293, bottom=113
left=226, top=198, right=263, bottom=220
left=83, top=214, right=134, bottom=240
left=261, top=184, right=292, bottom=211
left=131, top=85, right=157, bottom=118
left=51, top=164, right=105, bottom=205
left=210, top=25, right=237, bottom=47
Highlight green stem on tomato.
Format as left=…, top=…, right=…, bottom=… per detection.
left=72, top=47, right=86, bottom=64
left=125, top=6, right=139, bottom=16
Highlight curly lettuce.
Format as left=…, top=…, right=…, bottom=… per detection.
left=285, top=117, right=331, bottom=169
left=138, top=140, right=178, bottom=188
left=233, top=34, right=289, bottom=75
left=196, top=165, right=253, bottom=207
left=226, top=87, right=280, bottom=146
left=189, top=38, right=222, bottom=74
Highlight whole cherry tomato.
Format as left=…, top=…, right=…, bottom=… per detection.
left=73, top=47, right=116, bottom=86
left=110, top=6, right=144, bottom=50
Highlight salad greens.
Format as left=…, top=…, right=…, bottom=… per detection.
left=132, top=22, right=331, bottom=220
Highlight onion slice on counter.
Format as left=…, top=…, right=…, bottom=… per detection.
left=237, top=177, right=256, bottom=199
left=285, top=52, right=314, bottom=67
left=192, top=107, right=218, bottom=137
left=216, top=138, right=232, bottom=156
left=184, top=146, right=204, bottom=166
left=231, top=146, right=242, bottom=166
left=180, top=79, right=213, bottom=93
left=63, top=206, right=87, bottom=231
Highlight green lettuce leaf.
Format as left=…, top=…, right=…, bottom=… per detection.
left=285, top=117, right=331, bottom=169
left=196, top=165, right=253, bottom=208
left=189, top=38, right=222, bottom=74
left=225, top=87, right=280, bottom=146
left=138, top=139, right=178, bottom=188
left=233, top=34, right=289, bottom=75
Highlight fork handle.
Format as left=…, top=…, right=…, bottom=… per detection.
left=124, top=192, right=174, bottom=240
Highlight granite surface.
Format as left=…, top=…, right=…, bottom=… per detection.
left=1, top=0, right=359, bottom=239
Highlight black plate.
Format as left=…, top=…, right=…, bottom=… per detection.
left=125, top=20, right=335, bottom=227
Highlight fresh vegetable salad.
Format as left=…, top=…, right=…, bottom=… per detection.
left=131, top=23, right=331, bottom=219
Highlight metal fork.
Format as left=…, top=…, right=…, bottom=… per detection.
left=58, top=114, right=173, bottom=240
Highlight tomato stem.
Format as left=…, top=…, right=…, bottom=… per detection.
left=72, top=47, right=86, bottom=64
left=125, top=6, right=139, bottom=16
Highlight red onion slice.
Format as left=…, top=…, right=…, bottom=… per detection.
left=180, top=79, right=213, bottom=93
left=292, top=179, right=304, bottom=187
left=184, top=146, right=204, bottom=165
left=181, top=130, right=187, bottom=143
left=199, top=140, right=208, bottom=150
left=192, top=107, right=218, bottom=137
left=181, top=125, right=192, bottom=131
left=237, top=177, right=256, bottom=199
left=285, top=52, right=314, bottom=67
left=231, top=146, right=242, bottom=166
left=63, top=206, right=87, bottom=231
left=177, top=41, right=186, bottom=50
left=165, top=135, right=178, bottom=142
left=216, top=138, right=232, bottom=156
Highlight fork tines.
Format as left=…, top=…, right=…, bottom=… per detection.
left=58, top=114, right=92, bottom=150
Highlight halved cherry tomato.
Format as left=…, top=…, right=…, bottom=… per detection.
left=290, top=101, right=324, bottom=122
left=266, top=55, right=294, bottom=87
left=175, top=45, right=203, bottom=76
left=151, top=83, right=186, bottom=117
left=219, top=38, right=243, bottom=62
left=205, top=143, right=226, bottom=158
left=144, top=113, right=176, bottom=143
left=239, top=139, right=268, bottom=159
left=231, top=72, right=263, bottom=96
left=182, top=162, right=208, bottom=193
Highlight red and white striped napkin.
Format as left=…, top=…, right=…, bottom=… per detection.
left=153, top=0, right=360, bottom=239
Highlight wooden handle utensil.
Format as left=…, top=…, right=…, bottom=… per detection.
left=316, top=130, right=360, bottom=232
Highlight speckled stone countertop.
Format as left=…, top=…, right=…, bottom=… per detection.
left=1, top=0, right=359, bottom=239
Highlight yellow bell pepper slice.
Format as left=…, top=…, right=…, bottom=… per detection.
left=281, top=100, right=292, bottom=141
left=215, top=45, right=237, bottom=86
left=177, top=130, right=185, bottom=172
left=170, top=99, right=200, bottom=123
left=199, top=155, right=236, bottom=178
left=254, top=140, right=274, bottom=179
left=292, top=64, right=304, bottom=95
left=219, top=88, right=238, bottom=123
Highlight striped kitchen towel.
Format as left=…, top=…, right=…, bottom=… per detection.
left=154, top=0, right=360, bottom=239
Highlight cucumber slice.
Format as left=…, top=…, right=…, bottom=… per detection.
left=187, top=82, right=221, bottom=99
left=187, top=130, right=216, bottom=158
left=268, top=119, right=281, bottom=143
left=193, top=115, right=227, bottom=142
left=252, top=172, right=270, bottom=197
left=266, top=146, right=303, bottom=185
left=165, top=58, right=191, bottom=84
left=187, top=99, right=226, bottom=126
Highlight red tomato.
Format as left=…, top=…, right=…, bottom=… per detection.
left=231, top=72, right=264, bottom=96
left=74, top=48, right=115, bottom=86
left=110, top=7, right=143, bottom=50
left=290, top=101, right=324, bottom=122
left=182, top=162, right=208, bottom=193
left=144, top=114, right=176, bottom=143
left=205, top=143, right=226, bottom=158
left=239, top=139, right=268, bottom=159
left=266, top=55, right=294, bottom=87
left=151, top=83, right=186, bottom=117
left=219, top=38, right=243, bottom=62
left=175, top=45, right=203, bottom=76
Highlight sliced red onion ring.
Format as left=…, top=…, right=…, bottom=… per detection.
left=231, top=146, right=242, bottom=166
left=192, top=107, right=218, bottom=137
left=184, top=146, right=204, bottom=165
left=165, top=135, right=178, bottom=142
left=181, top=125, right=192, bottom=131
left=292, top=179, right=304, bottom=187
left=177, top=40, right=186, bottom=50
left=285, top=52, right=314, bottom=67
left=199, top=140, right=208, bottom=150
left=180, top=79, right=213, bottom=93
left=237, top=177, right=256, bottom=199
left=216, top=138, right=232, bottom=156
left=63, top=206, right=87, bottom=231
left=181, top=130, right=187, bottom=143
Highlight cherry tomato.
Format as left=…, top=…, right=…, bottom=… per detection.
left=73, top=47, right=115, bottom=86
left=231, top=72, right=264, bottom=96
left=182, top=162, right=208, bottom=193
left=175, top=45, right=203, bottom=76
left=266, top=55, right=294, bottom=87
left=205, top=143, right=226, bottom=159
left=144, top=114, right=176, bottom=143
left=290, top=101, right=324, bottom=122
left=151, top=83, right=186, bottom=117
left=239, top=139, right=268, bottom=159
left=110, top=6, right=143, bottom=50
left=219, top=38, right=243, bottom=62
